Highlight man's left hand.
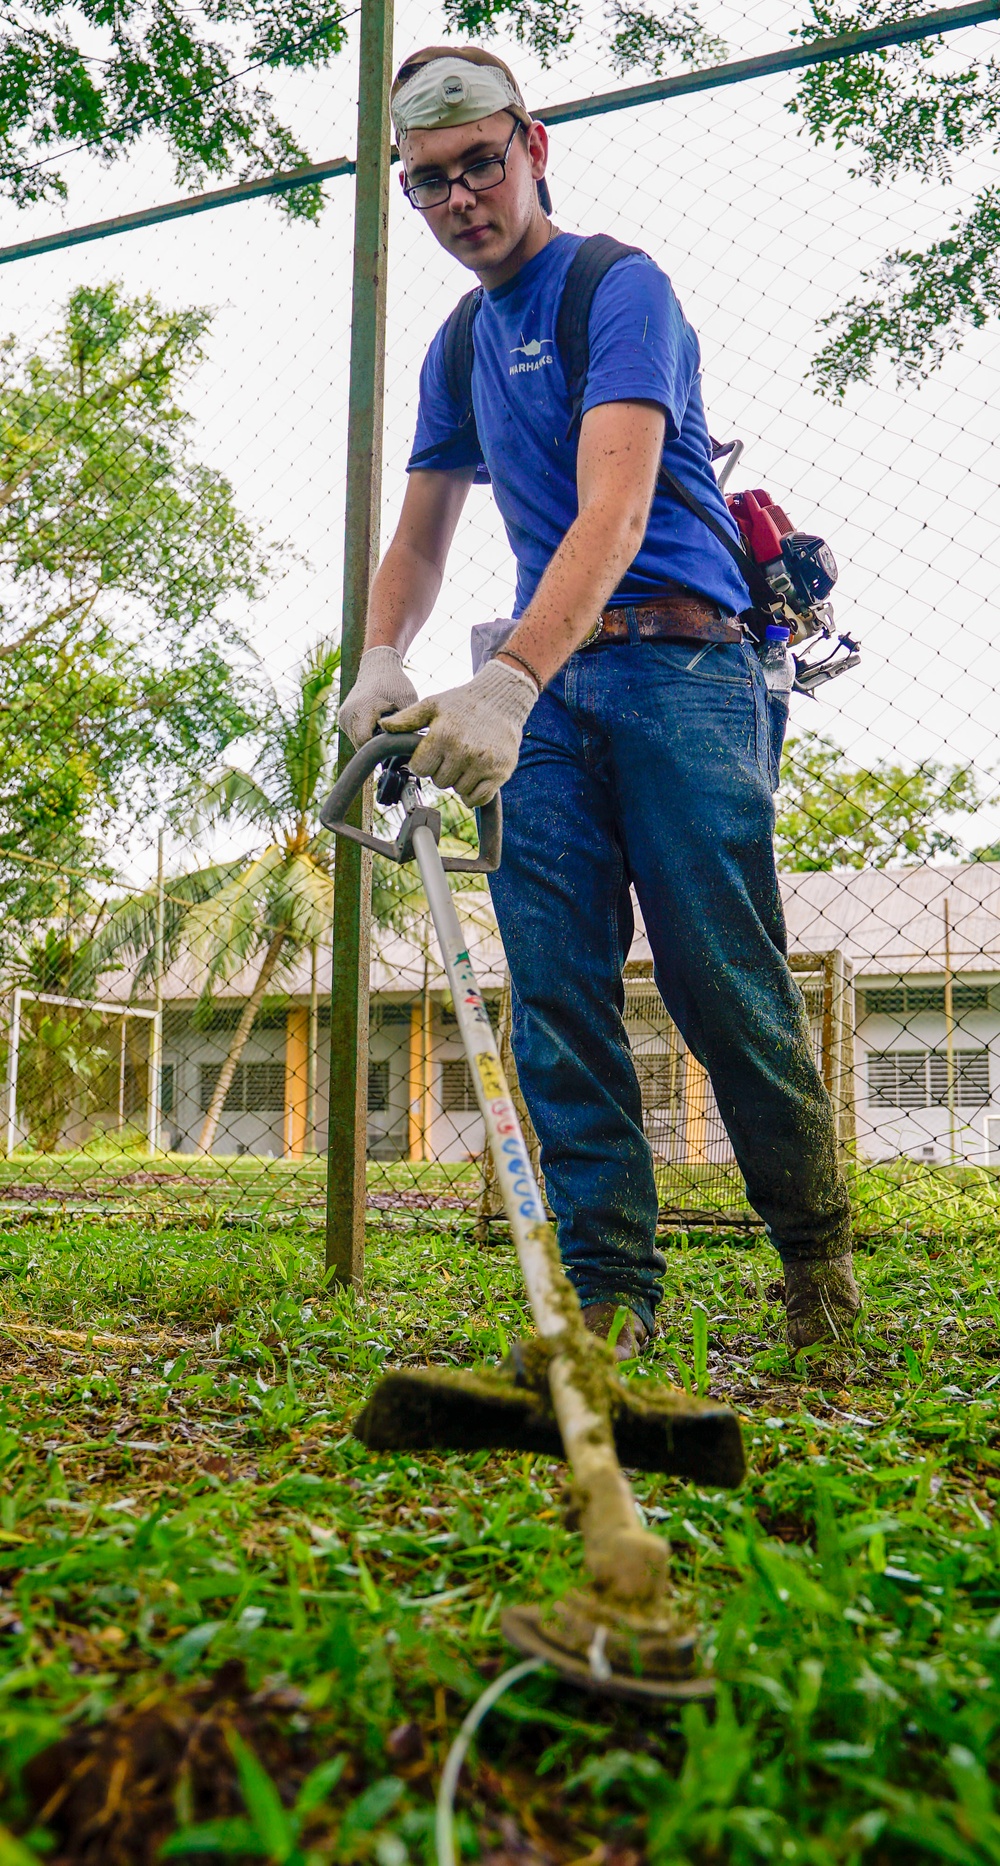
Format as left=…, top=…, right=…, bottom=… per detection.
left=383, top=658, right=538, bottom=806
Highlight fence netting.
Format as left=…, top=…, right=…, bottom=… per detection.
left=0, top=5, right=998, bottom=1234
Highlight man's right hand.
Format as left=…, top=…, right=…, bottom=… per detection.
left=339, top=646, right=419, bottom=748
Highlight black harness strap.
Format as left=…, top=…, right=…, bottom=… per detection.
left=554, top=232, right=643, bottom=430
left=442, top=284, right=482, bottom=417
left=656, top=464, right=775, bottom=614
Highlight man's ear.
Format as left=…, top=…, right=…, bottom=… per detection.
left=526, top=121, right=549, bottom=182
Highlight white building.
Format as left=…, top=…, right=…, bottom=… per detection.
left=21, top=861, right=999, bottom=1167
left=780, top=861, right=1000, bottom=1166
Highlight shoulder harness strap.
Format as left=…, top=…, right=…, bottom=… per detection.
left=555, top=233, right=644, bottom=433
left=442, top=285, right=483, bottom=415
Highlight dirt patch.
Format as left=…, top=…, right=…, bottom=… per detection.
left=22, top=1660, right=320, bottom=1866
left=368, top=1189, right=471, bottom=1210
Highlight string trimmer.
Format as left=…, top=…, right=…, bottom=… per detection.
left=321, top=733, right=745, bottom=1701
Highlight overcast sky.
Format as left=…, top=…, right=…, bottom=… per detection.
left=2, top=0, right=999, bottom=886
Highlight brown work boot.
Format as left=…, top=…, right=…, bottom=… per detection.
left=581, top=1302, right=651, bottom=1363
left=783, top=1254, right=860, bottom=1350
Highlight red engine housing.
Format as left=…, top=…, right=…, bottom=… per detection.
left=726, top=488, right=793, bottom=567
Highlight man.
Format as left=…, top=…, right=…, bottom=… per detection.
left=341, top=44, right=859, bottom=1359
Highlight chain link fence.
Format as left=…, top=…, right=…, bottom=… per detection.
left=0, top=2, right=997, bottom=1236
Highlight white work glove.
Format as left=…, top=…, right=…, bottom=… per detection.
left=383, top=659, right=538, bottom=807
left=339, top=646, right=418, bottom=748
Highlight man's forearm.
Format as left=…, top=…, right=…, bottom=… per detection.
left=364, top=467, right=475, bottom=657
left=496, top=496, right=647, bottom=687
left=494, top=399, right=664, bottom=688
left=365, top=540, right=442, bottom=656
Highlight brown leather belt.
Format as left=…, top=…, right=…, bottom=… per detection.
left=580, top=591, right=743, bottom=649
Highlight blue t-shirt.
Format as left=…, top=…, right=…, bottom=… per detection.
left=407, top=232, right=750, bottom=618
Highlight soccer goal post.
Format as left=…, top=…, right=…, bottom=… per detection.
left=4, top=989, right=162, bottom=1157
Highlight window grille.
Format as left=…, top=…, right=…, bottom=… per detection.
left=160, top=1064, right=174, bottom=1117
left=864, top=986, right=990, bottom=1017
left=368, top=1060, right=390, bottom=1113
left=199, top=1062, right=285, bottom=1114
left=441, top=1059, right=477, bottom=1113
left=633, top=1053, right=684, bottom=1112
left=374, top=1002, right=411, bottom=1028
left=867, top=1049, right=991, bottom=1109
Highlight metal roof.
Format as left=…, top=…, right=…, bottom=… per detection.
left=95, top=862, right=1000, bottom=1004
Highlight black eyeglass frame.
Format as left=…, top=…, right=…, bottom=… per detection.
left=403, top=121, right=522, bottom=211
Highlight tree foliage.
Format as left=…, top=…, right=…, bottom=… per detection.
left=441, top=0, right=724, bottom=76
left=0, top=282, right=265, bottom=927
left=789, top=0, right=1000, bottom=394
left=0, top=0, right=346, bottom=215
left=775, top=729, right=984, bottom=870
left=93, top=639, right=341, bottom=1155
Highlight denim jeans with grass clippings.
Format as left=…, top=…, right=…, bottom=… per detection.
left=487, top=636, right=851, bottom=1335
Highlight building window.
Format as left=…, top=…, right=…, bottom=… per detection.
left=864, top=984, right=990, bottom=1016
left=441, top=998, right=500, bottom=1031
left=370, top=1002, right=411, bottom=1031
left=160, top=1063, right=174, bottom=1116
left=245, top=1064, right=285, bottom=1111
left=199, top=1062, right=285, bottom=1114
left=633, top=1053, right=684, bottom=1112
left=441, top=1059, right=478, bottom=1113
left=368, top=1060, right=390, bottom=1112
left=867, top=1048, right=990, bottom=1109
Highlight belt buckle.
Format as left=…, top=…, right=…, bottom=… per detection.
left=580, top=616, right=604, bottom=649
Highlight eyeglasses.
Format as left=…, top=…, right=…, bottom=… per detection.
left=403, top=122, right=521, bottom=211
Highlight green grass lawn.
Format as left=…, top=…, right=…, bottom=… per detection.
left=1, top=1147, right=997, bottom=1236
left=2, top=1203, right=1000, bottom=1863
left=0, top=1151, right=485, bottom=1225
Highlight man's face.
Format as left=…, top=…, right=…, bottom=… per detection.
left=400, top=110, right=548, bottom=272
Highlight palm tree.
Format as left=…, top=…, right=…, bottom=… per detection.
left=371, top=798, right=492, bottom=1162
left=93, top=639, right=340, bottom=1155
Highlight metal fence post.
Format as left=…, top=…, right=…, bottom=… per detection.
left=147, top=827, right=165, bottom=1155
left=326, top=0, right=394, bottom=1287
left=5, top=987, right=21, bottom=1158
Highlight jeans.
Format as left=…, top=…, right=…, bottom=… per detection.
left=487, top=638, right=851, bottom=1335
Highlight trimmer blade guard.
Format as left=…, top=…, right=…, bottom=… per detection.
left=352, top=1366, right=745, bottom=1487
left=502, top=1602, right=716, bottom=1703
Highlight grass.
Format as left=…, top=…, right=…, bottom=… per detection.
left=1, top=1147, right=997, bottom=1237
left=0, top=1152, right=484, bottom=1223
left=2, top=1201, right=1000, bottom=1861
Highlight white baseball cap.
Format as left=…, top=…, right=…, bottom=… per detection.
left=390, top=46, right=533, bottom=141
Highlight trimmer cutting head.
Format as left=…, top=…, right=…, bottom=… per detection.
left=502, top=1597, right=716, bottom=1702
left=353, top=1361, right=745, bottom=1486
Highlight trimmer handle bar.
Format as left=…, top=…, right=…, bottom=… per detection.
left=319, top=731, right=502, bottom=874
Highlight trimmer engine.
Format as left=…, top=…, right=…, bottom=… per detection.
left=727, top=487, right=836, bottom=638
left=724, top=482, right=859, bottom=696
